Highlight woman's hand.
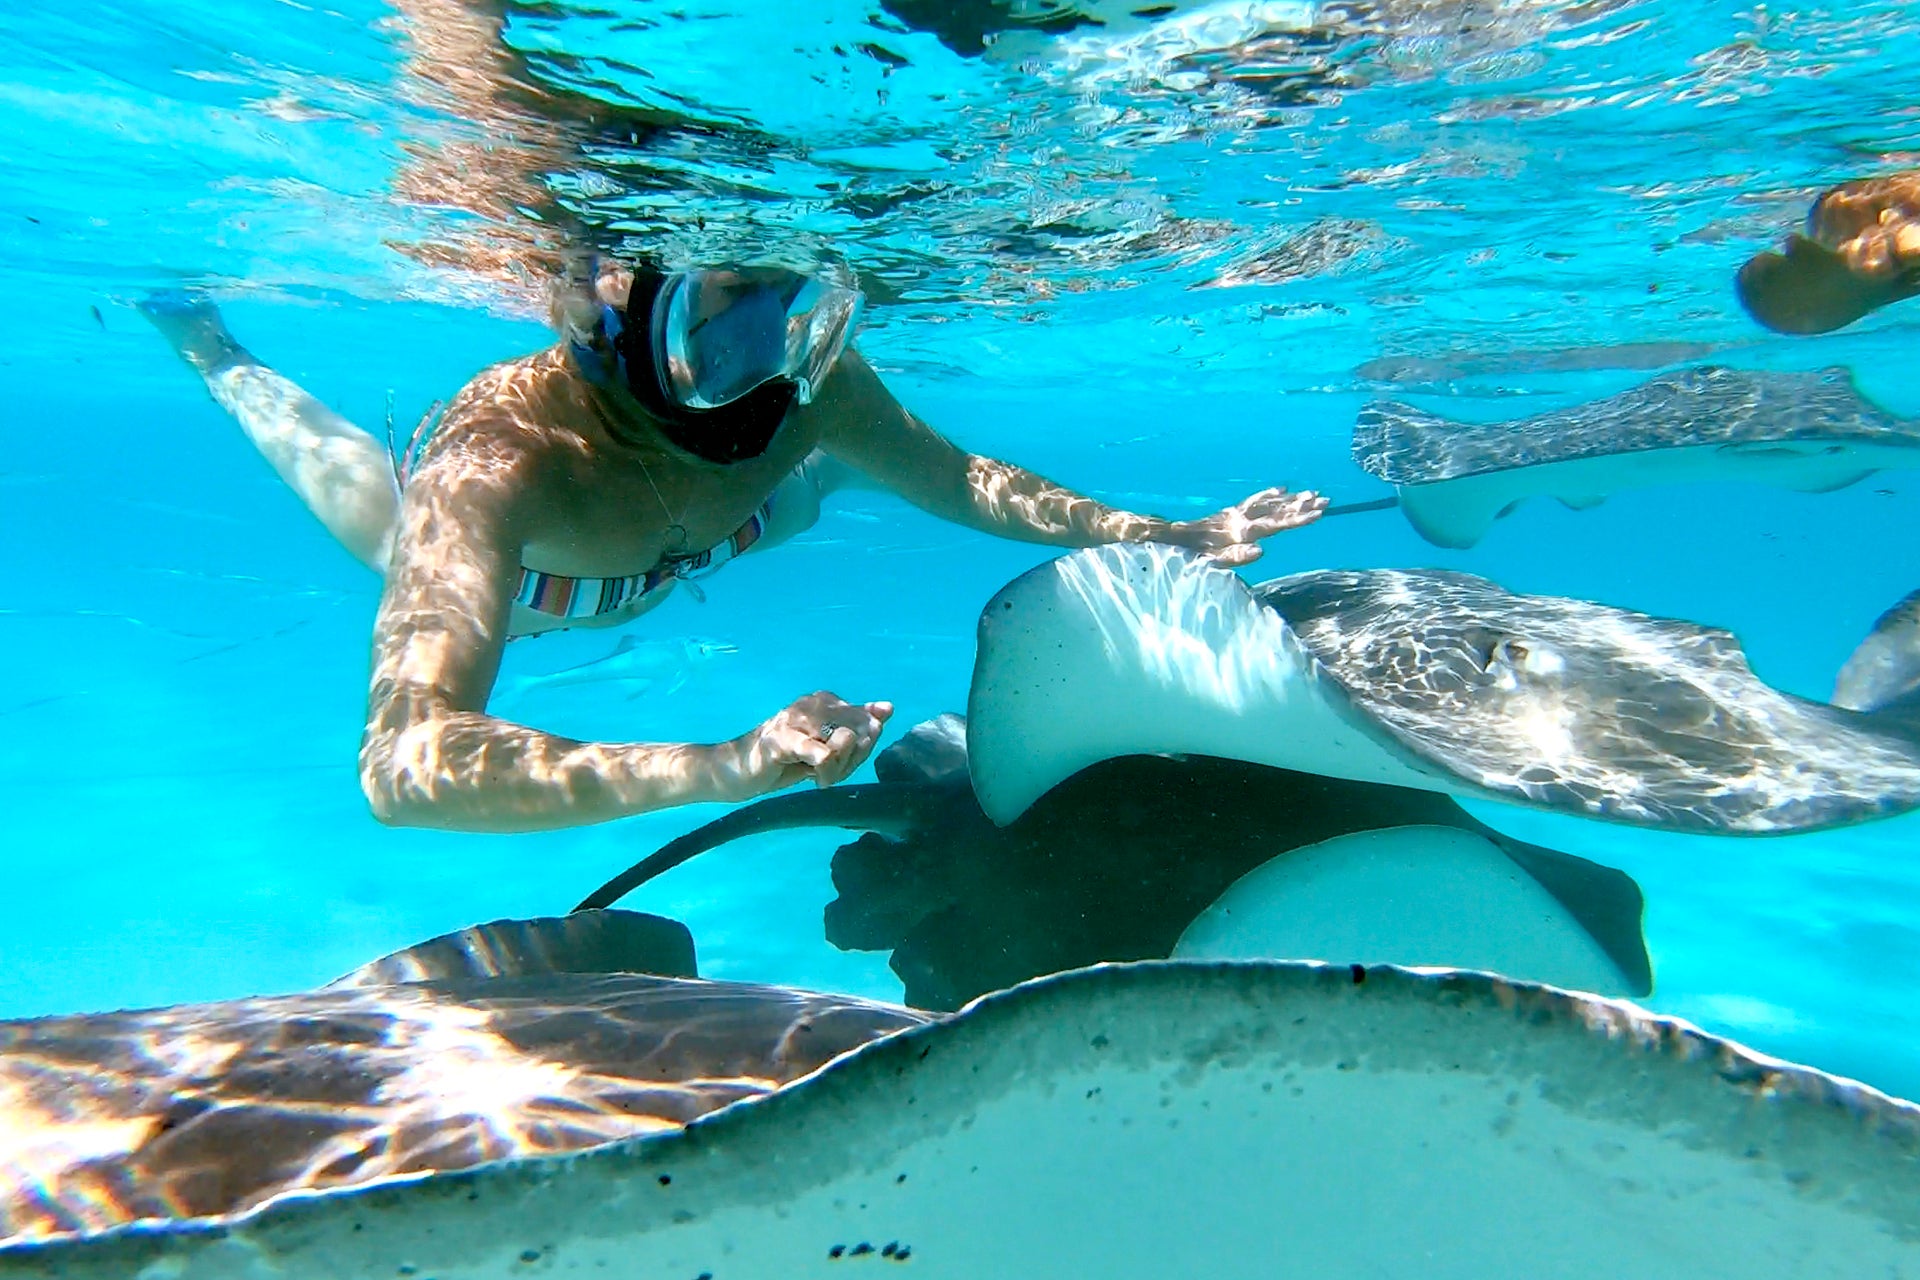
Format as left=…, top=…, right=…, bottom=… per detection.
left=1167, top=487, right=1327, bottom=567
left=713, top=691, right=894, bottom=801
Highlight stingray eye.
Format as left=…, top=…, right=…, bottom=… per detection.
left=1479, top=637, right=1534, bottom=679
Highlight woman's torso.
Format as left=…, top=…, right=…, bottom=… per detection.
left=415, top=349, right=825, bottom=637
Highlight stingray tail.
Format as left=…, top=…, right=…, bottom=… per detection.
left=572, top=785, right=942, bottom=912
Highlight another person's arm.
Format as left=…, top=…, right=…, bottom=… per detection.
left=1736, top=171, right=1920, bottom=335
left=357, top=430, right=887, bottom=833
left=814, top=349, right=1325, bottom=567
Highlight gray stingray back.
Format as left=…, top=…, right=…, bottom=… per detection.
left=1255, top=568, right=1920, bottom=833
left=1354, top=366, right=1920, bottom=483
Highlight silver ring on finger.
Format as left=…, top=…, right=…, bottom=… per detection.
left=816, top=721, right=843, bottom=744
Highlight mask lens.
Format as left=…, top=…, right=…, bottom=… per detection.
left=656, top=269, right=863, bottom=409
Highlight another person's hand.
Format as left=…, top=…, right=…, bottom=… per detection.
left=1737, top=172, right=1920, bottom=334
left=1167, top=487, right=1327, bottom=567
left=715, top=691, right=894, bottom=800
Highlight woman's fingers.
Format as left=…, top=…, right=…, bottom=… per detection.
left=816, top=702, right=893, bottom=787
left=1208, top=542, right=1264, bottom=568
left=757, top=692, right=895, bottom=788
left=1191, top=488, right=1327, bottom=549
left=768, top=721, right=835, bottom=770
left=1241, top=488, right=1326, bottom=534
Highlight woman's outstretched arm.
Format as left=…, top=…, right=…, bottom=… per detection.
left=813, top=348, right=1326, bottom=568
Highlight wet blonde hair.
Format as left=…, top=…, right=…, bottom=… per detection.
left=549, top=257, right=636, bottom=342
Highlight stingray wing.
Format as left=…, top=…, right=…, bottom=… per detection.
left=9, top=962, right=1918, bottom=1278
left=0, top=973, right=926, bottom=1242
left=966, top=543, right=1451, bottom=826
left=1258, top=566, right=1920, bottom=834
left=1354, top=366, right=1920, bottom=484
left=328, top=909, right=699, bottom=986
left=1834, top=586, right=1920, bottom=715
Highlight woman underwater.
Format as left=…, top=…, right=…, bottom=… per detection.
left=146, top=263, right=1326, bottom=834
left=142, top=0, right=1328, bottom=834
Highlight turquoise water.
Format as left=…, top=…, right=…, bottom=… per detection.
left=2, top=0, right=1918, bottom=1104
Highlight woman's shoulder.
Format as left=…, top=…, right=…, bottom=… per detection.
left=430, top=347, right=588, bottom=450
left=402, top=349, right=571, bottom=485
left=443, top=346, right=567, bottom=413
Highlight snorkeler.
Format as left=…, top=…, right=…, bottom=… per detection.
left=143, top=267, right=1326, bottom=834
left=1736, top=171, right=1920, bottom=334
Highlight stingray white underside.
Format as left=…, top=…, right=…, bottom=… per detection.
left=966, top=543, right=1461, bottom=825
left=1395, top=439, right=1920, bottom=549
left=10, top=963, right=1916, bottom=1280
left=1173, top=825, right=1634, bottom=996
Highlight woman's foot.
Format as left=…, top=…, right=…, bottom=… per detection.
left=138, top=290, right=253, bottom=375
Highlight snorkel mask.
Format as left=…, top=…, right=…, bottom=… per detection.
left=591, top=266, right=864, bottom=465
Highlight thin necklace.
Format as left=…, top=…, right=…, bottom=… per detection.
left=582, top=381, right=690, bottom=555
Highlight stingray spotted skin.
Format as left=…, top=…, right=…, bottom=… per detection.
left=4, top=962, right=1919, bottom=1280
left=1354, top=365, right=1920, bottom=484
left=1257, top=568, right=1920, bottom=833
left=0, top=974, right=926, bottom=1241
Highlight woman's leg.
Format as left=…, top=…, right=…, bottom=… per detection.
left=141, top=293, right=401, bottom=571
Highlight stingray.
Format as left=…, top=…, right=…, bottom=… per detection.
left=1352, top=364, right=1920, bottom=548
left=0, top=910, right=928, bottom=1244
left=1355, top=340, right=1727, bottom=385
left=578, top=714, right=1651, bottom=1010
left=494, top=635, right=736, bottom=707
left=873, top=0, right=1353, bottom=59
left=1834, top=586, right=1920, bottom=721
left=5, top=959, right=1920, bottom=1279
left=879, top=0, right=1632, bottom=86
left=967, top=543, right=1920, bottom=836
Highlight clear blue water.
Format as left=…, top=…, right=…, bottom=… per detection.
left=2, top=0, right=1918, bottom=1101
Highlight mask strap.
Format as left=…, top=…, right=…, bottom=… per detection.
left=564, top=252, right=633, bottom=388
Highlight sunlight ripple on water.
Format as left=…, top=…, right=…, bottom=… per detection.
left=2, top=0, right=1916, bottom=391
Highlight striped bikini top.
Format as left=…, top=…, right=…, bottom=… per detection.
left=513, top=497, right=773, bottom=620
left=390, top=399, right=773, bottom=622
